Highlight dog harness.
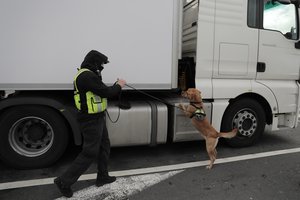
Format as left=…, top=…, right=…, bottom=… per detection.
left=190, top=103, right=206, bottom=121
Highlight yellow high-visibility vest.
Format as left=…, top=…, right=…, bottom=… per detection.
left=74, top=69, right=107, bottom=114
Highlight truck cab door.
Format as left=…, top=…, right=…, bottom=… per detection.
left=257, top=1, right=300, bottom=81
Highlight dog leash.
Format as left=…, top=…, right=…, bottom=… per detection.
left=124, top=83, right=184, bottom=111
left=124, top=84, right=206, bottom=120
left=105, top=91, right=122, bottom=123
left=106, top=83, right=205, bottom=123
left=106, top=83, right=180, bottom=123
left=106, top=83, right=180, bottom=124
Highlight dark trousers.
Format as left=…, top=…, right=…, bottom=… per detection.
left=60, top=115, right=110, bottom=186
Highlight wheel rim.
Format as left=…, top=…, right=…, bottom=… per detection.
left=232, top=108, right=257, bottom=137
left=8, top=116, right=54, bottom=157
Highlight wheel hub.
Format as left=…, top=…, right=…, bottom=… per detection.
left=9, top=117, right=54, bottom=157
left=233, top=110, right=257, bottom=137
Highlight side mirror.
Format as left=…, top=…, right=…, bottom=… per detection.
left=285, top=32, right=293, bottom=39
left=295, top=41, right=300, bottom=49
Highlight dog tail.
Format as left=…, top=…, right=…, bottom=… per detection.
left=218, top=128, right=238, bottom=138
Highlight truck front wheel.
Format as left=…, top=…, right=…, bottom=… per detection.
left=221, top=98, right=266, bottom=147
left=0, top=106, right=69, bottom=169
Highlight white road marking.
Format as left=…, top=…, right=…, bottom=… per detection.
left=1, top=147, right=300, bottom=191
left=55, top=170, right=183, bottom=200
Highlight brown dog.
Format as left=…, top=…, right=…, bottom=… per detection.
left=179, top=88, right=237, bottom=169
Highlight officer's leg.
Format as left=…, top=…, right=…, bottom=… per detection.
left=60, top=118, right=101, bottom=186
left=96, top=118, right=116, bottom=186
left=97, top=120, right=110, bottom=177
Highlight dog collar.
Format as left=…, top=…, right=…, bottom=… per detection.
left=190, top=103, right=202, bottom=109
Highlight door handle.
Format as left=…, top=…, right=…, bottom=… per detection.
left=257, top=62, right=266, bottom=72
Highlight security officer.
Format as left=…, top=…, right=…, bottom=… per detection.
left=54, top=50, right=126, bottom=198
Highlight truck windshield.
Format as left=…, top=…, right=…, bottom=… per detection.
left=263, top=1, right=298, bottom=40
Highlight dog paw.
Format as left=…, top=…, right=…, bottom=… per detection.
left=179, top=104, right=186, bottom=111
left=206, top=165, right=212, bottom=170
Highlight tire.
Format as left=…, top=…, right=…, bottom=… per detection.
left=221, top=98, right=266, bottom=147
left=0, top=106, right=69, bottom=169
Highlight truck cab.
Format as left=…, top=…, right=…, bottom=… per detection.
left=178, top=0, right=300, bottom=146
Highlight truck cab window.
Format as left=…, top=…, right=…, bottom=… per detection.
left=263, top=1, right=298, bottom=40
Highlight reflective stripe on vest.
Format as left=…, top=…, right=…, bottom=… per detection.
left=74, top=69, right=107, bottom=114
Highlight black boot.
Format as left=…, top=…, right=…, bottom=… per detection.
left=96, top=175, right=116, bottom=187
left=54, top=177, right=73, bottom=198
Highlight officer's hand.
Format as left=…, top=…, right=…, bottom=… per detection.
left=117, top=79, right=126, bottom=88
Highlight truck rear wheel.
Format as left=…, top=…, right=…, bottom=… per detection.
left=221, top=98, right=266, bottom=147
left=0, top=106, right=69, bottom=169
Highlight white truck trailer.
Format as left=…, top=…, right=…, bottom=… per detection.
left=0, top=0, right=299, bottom=169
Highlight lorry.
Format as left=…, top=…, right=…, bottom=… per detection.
left=0, top=0, right=300, bottom=169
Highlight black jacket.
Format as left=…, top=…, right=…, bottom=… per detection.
left=75, top=69, right=121, bottom=118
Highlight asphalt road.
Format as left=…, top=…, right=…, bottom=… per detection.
left=0, top=125, right=300, bottom=200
